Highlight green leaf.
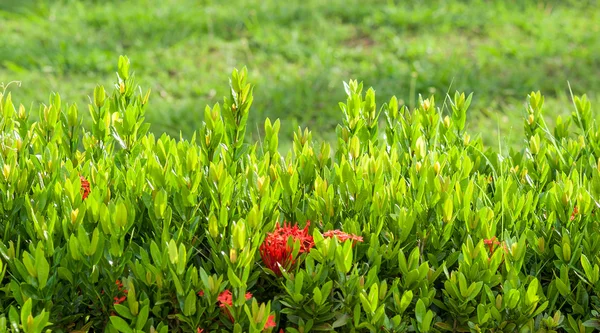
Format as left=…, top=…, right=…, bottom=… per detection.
left=532, top=301, right=549, bottom=317
left=353, top=303, right=361, bottom=327
left=69, top=235, right=81, bottom=261
left=458, top=273, right=468, bottom=298
left=312, top=287, right=322, bottom=306
left=176, top=243, right=187, bottom=275
left=477, top=304, right=489, bottom=324
left=321, top=281, right=333, bottom=301
left=135, top=305, right=149, bottom=331
left=581, top=254, right=599, bottom=284
left=399, top=290, right=413, bottom=313
left=183, top=290, right=197, bottom=316
left=114, top=305, right=134, bottom=320
left=332, top=314, right=350, bottom=329
left=150, top=241, right=162, bottom=267
left=465, top=281, right=483, bottom=302
left=9, top=306, right=19, bottom=332
left=32, top=310, right=49, bottom=333
left=422, top=310, right=433, bottom=332
left=22, top=253, right=37, bottom=278
left=227, top=267, right=242, bottom=288
left=115, top=201, right=128, bottom=228
left=110, top=316, right=133, bottom=333
left=342, top=241, right=353, bottom=273
left=127, top=279, right=139, bottom=316
left=415, top=299, right=426, bottom=323
left=21, top=284, right=41, bottom=300
left=359, top=293, right=372, bottom=314
left=20, top=299, right=32, bottom=329
left=0, top=316, right=6, bottom=333
left=583, top=319, right=600, bottom=329
left=442, top=195, right=453, bottom=223
left=154, top=190, right=168, bottom=218
left=555, top=278, right=570, bottom=297
left=93, top=85, right=106, bottom=108
left=117, top=55, right=130, bottom=80
left=407, top=248, right=420, bottom=271
left=89, top=228, right=100, bottom=256
left=169, top=268, right=184, bottom=295
left=505, top=289, right=520, bottom=309
left=35, top=245, right=49, bottom=290
left=526, top=278, right=539, bottom=305
left=368, top=284, right=379, bottom=311
left=168, top=239, right=178, bottom=265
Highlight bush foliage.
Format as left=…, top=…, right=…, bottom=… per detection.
left=1, top=56, right=600, bottom=332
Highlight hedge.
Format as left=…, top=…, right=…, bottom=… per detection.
left=1, top=56, right=599, bottom=333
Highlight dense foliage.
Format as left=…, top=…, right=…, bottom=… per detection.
left=1, top=57, right=600, bottom=332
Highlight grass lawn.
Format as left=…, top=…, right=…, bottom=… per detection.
left=1, top=0, right=599, bottom=148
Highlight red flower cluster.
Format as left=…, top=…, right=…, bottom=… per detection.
left=259, top=222, right=314, bottom=276
left=323, top=230, right=363, bottom=244
left=198, top=289, right=276, bottom=330
left=483, top=236, right=510, bottom=260
left=264, top=314, right=276, bottom=329
left=571, top=206, right=579, bottom=221
left=217, top=289, right=252, bottom=308
left=80, top=176, right=91, bottom=200
left=113, top=279, right=128, bottom=305
left=217, top=289, right=252, bottom=322
left=483, top=237, right=500, bottom=255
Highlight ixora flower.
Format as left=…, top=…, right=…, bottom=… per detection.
left=113, top=279, right=128, bottom=305
left=217, top=289, right=252, bottom=308
left=259, top=221, right=315, bottom=276
left=217, top=289, right=253, bottom=322
left=483, top=237, right=510, bottom=259
left=264, top=314, right=276, bottom=329
left=571, top=206, right=579, bottom=221
left=80, top=175, right=91, bottom=200
left=483, top=236, right=500, bottom=255
left=323, top=230, right=363, bottom=244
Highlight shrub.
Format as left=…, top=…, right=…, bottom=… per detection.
left=1, top=56, right=600, bottom=332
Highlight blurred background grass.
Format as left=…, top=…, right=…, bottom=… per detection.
left=1, top=0, right=599, bottom=148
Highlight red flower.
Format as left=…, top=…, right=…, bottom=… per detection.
left=323, top=230, right=363, bottom=244
left=113, top=296, right=127, bottom=305
left=80, top=176, right=91, bottom=200
left=570, top=206, right=579, bottom=221
left=197, top=328, right=204, bottom=333
left=259, top=222, right=315, bottom=276
left=217, top=289, right=253, bottom=322
left=483, top=237, right=501, bottom=255
left=113, top=279, right=128, bottom=305
left=217, top=290, right=233, bottom=308
left=264, top=314, right=276, bottom=330
left=197, top=290, right=204, bottom=297
left=217, top=290, right=252, bottom=308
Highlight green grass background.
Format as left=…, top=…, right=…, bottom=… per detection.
left=1, top=0, right=599, bottom=147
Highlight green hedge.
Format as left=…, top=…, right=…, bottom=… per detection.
left=1, top=56, right=599, bottom=332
